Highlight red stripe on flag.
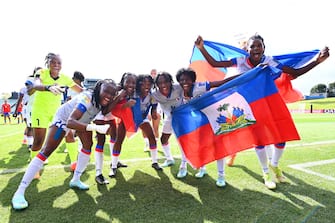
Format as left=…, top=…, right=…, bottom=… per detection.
left=190, top=61, right=226, bottom=82
left=178, top=93, right=300, bottom=168
left=275, top=73, right=304, bottom=103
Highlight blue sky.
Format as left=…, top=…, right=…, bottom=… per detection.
left=0, top=0, right=333, bottom=96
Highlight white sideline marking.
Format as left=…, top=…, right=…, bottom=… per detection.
left=288, top=159, right=335, bottom=181
left=286, top=140, right=335, bottom=148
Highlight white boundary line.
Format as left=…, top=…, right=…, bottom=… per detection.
left=286, top=140, right=335, bottom=148
left=288, top=159, right=335, bottom=181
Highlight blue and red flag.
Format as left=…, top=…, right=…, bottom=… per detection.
left=189, top=40, right=247, bottom=82
left=189, top=40, right=320, bottom=103
left=172, top=66, right=300, bottom=168
left=112, top=98, right=143, bottom=136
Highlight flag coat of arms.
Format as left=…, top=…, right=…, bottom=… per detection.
left=172, top=66, right=300, bottom=168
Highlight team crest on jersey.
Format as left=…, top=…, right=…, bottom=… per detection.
left=201, top=92, right=256, bottom=135
left=80, top=94, right=91, bottom=104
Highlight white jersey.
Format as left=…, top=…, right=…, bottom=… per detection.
left=66, top=88, right=78, bottom=99
left=151, top=84, right=183, bottom=134
left=52, top=91, right=101, bottom=130
left=151, top=84, right=183, bottom=119
left=233, top=55, right=281, bottom=74
left=181, top=82, right=210, bottom=105
left=137, top=92, right=157, bottom=119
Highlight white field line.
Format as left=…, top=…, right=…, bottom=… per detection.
left=288, top=159, right=335, bottom=181
left=286, top=140, right=335, bottom=148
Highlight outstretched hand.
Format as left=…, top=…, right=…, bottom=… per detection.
left=316, top=46, right=330, bottom=64
left=48, top=85, right=65, bottom=95
left=195, top=35, right=204, bottom=49
left=123, top=99, right=136, bottom=108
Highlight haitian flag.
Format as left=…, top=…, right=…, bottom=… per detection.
left=189, top=40, right=247, bottom=82
left=112, top=98, right=143, bottom=135
left=189, top=40, right=320, bottom=103
left=172, top=66, right=300, bottom=168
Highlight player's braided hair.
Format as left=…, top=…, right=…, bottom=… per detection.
left=119, top=72, right=137, bottom=90
left=176, top=68, right=196, bottom=83
left=92, top=79, right=117, bottom=109
left=136, top=74, right=154, bottom=96
left=44, top=53, right=58, bottom=67
left=154, top=71, right=174, bottom=90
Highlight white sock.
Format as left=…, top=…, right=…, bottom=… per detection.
left=217, top=158, right=225, bottom=177
left=15, top=157, right=44, bottom=196
left=150, top=146, right=158, bottom=163
left=95, top=149, right=103, bottom=176
left=255, top=148, right=269, bottom=173
left=72, top=150, right=90, bottom=181
left=111, top=155, right=119, bottom=169
left=265, top=145, right=273, bottom=163
left=27, top=136, right=34, bottom=147
left=162, top=143, right=174, bottom=161
left=271, top=147, right=284, bottom=167
left=179, top=148, right=188, bottom=169
left=199, top=166, right=206, bottom=171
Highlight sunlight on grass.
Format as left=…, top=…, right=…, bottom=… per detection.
left=307, top=163, right=335, bottom=178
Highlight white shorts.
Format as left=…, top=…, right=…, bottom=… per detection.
left=162, top=116, right=173, bottom=134
left=52, top=118, right=71, bottom=135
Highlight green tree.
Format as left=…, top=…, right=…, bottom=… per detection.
left=310, top=83, right=327, bottom=94
left=327, top=82, right=335, bottom=97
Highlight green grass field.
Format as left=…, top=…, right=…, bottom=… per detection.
left=1, top=102, right=335, bottom=223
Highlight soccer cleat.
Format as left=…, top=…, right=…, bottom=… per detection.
left=12, top=194, right=28, bottom=210
left=161, top=159, right=175, bottom=168
left=69, top=179, right=89, bottom=190
left=216, top=176, right=226, bottom=187
left=226, top=154, right=237, bottom=167
left=195, top=169, right=207, bottom=178
left=151, top=162, right=163, bottom=171
left=117, top=161, right=128, bottom=168
left=109, top=168, right=117, bottom=178
left=70, top=162, right=77, bottom=172
left=95, top=174, right=109, bottom=185
left=263, top=173, right=276, bottom=189
left=269, top=164, right=287, bottom=183
left=177, top=168, right=187, bottom=178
